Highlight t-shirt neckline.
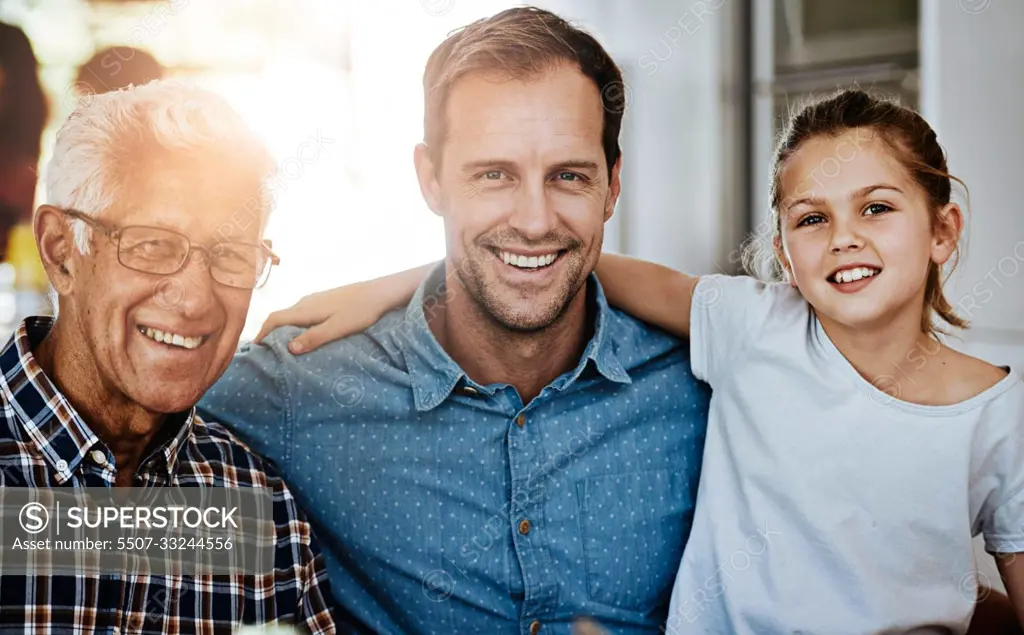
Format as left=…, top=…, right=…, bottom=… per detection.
left=810, top=311, right=1020, bottom=416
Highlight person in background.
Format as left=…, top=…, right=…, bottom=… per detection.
left=0, top=21, right=47, bottom=257
left=74, top=45, right=164, bottom=96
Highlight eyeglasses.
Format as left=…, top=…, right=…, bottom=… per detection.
left=61, top=209, right=280, bottom=290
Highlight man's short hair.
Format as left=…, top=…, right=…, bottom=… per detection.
left=45, top=79, right=276, bottom=254
left=422, top=6, right=625, bottom=176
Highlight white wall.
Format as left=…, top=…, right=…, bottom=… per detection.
left=544, top=0, right=744, bottom=274
left=920, top=1, right=1024, bottom=370
left=920, top=0, right=1024, bottom=594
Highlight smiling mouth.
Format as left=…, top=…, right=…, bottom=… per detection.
left=137, top=325, right=209, bottom=350
left=494, top=249, right=565, bottom=270
left=829, top=266, right=881, bottom=284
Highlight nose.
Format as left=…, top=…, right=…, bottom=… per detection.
left=154, top=250, right=217, bottom=318
left=507, top=179, right=558, bottom=240
left=829, top=217, right=865, bottom=254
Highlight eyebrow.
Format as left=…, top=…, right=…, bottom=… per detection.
left=461, top=159, right=602, bottom=173
left=785, top=184, right=905, bottom=212
left=552, top=160, right=601, bottom=172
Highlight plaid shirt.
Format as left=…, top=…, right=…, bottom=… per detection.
left=0, top=317, right=342, bottom=634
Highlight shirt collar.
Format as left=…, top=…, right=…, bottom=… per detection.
left=139, top=408, right=196, bottom=478
left=0, top=316, right=196, bottom=483
left=396, top=264, right=630, bottom=412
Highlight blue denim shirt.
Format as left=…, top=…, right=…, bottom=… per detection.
left=199, top=267, right=710, bottom=635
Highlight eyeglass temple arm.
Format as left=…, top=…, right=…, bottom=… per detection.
left=262, top=239, right=280, bottom=266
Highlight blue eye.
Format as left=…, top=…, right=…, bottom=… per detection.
left=865, top=203, right=893, bottom=215
left=796, top=213, right=826, bottom=227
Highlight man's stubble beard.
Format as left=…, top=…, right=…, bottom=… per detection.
left=455, top=243, right=590, bottom=334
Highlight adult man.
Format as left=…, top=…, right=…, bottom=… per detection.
left=0, top=80, right=343, bottom=633
left=200, top=7, right=711, bottom=634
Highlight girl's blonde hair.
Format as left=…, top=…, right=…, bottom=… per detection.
left=743, top=89, right=969, bottom=336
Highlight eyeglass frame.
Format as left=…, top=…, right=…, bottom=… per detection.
left=59, top=208, right=281, bottom=290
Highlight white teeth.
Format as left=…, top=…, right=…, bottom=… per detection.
left=140, top=326, right=203, bottom=350
left=499, top=250, right=559, bottom=269
left=832, top=267, right=879, bottom=284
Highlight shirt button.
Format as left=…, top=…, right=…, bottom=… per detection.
left=90, top=450, right=107, bottom=465
left=55, top=459, right=68, bottom=472
left=529, top=620, right=541, bottom=634
left=462, top=386, right=479, bottom=396
left=518, top=519, right=531, bottom=535
left=516, top=414, right=526, bottom=428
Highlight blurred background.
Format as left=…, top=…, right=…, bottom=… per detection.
left=1, top=0, right=1020, bottom=364
left=0, top=0, right=1020, bottom=593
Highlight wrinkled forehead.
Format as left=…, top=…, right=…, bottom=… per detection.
left=110, top=152, right=270, bottom=243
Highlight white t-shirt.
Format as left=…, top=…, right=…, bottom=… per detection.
left=666, top=274, right=1024, bottom=635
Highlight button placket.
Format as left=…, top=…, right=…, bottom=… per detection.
left=507, top=406, right=558, bottom=618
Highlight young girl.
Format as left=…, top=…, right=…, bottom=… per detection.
left=256, top=90, right=1024, bottom=632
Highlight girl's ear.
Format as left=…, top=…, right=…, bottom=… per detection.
left=773, top=235, right=797, bottom=287
left=931, top=202, right=963, bottom=266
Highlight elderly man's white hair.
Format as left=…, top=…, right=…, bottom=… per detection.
left=44, top=79, right=277, bottom=254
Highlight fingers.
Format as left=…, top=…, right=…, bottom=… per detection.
left=254, top=310, right=288, bottom=344
left=255, top=289, right=346, bottom=344
left=286, top=314, right=360, bottom=355
left=571, top=619, right=610, bottom=635
left=254, top=306, right=314, bottom=343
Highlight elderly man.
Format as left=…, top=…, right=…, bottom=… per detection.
left=0, top=80, right=346, bottom=633
left=199, top=7, right=710, bottom=634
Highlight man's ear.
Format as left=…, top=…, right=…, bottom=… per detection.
left=33, top=205, right=77, bottom=295
left=773, top=235, right=797, bottom=287
left=604, top=156, right=622, bottom=222
left=414, top=143, right=443, bottom=217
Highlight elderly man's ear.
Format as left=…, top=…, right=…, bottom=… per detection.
left=33, top=205, right=77, bottom=294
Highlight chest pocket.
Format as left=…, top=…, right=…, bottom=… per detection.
left=575, top=468, right=693, bottom=613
